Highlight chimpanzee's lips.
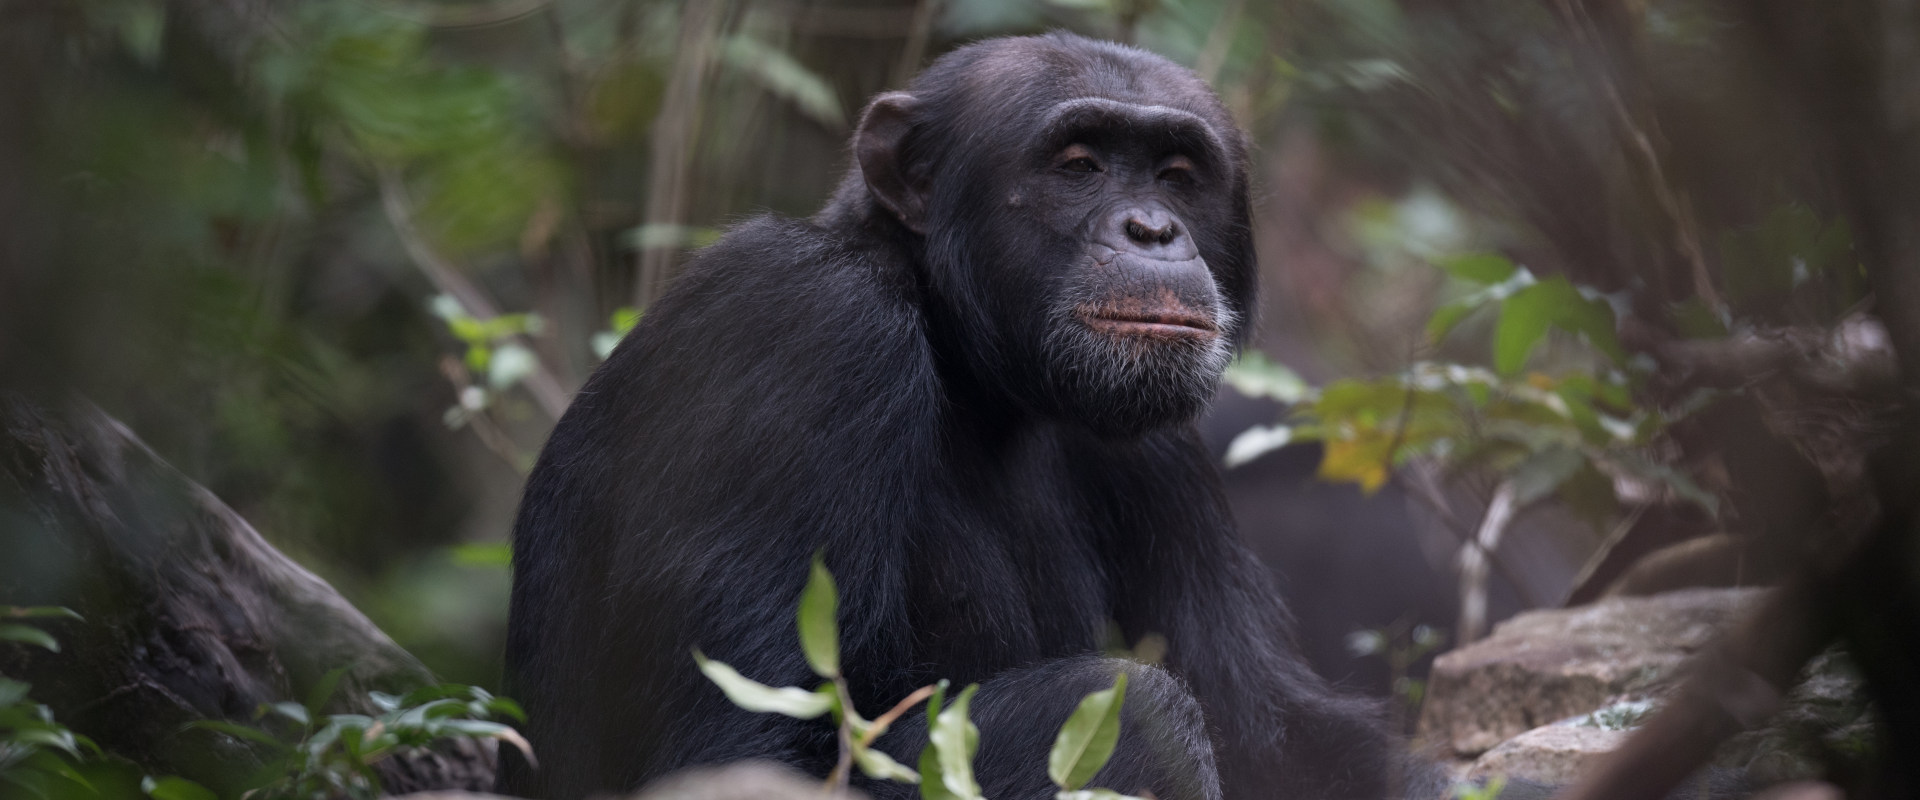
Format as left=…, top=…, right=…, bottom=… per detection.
left=1076, top=306, right=1219, bottom=338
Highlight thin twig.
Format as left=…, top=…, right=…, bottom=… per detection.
left=1400, top=462, right=1544, bottom=607
left=1457, top=480, right=1519, bottom=643
left=377, top=167, right=571, bottom=420
left=860, top=684, right=937, bottom=747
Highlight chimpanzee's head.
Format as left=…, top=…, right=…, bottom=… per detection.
left=841, top=32, right=1256, bottom=437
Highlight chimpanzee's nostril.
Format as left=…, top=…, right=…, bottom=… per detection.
left=1125, top=217, right=1179, bottom=246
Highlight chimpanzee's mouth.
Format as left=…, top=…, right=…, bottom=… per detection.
left=1077, top=307, right=1219, bottom=339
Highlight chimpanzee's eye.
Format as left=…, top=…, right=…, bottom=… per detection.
left=1061, top=157, right=1101, bottom=173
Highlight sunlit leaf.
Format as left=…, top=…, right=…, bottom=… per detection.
left=798, top=555, right=840, bottom=679
left=691, top=651, right=832, bottom=719
left=1048, top=671, right=1127, bottom=791
left=1224, top=424, right=1293, bottom=468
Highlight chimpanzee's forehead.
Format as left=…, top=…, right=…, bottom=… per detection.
left=930, top=34, right=1226, bottom=129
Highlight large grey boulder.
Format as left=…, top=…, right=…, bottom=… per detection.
left=1418, top=588, right=1765, bottom=758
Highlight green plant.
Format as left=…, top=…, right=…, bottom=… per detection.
left=1346, top=621, right=1445, bottom=729
left=0, top=607, right=102, bottom=799
left=190, top=674, right=531, bottom=800
left=696, top=557, right=1149, bottom=800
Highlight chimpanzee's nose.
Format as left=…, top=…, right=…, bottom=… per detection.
left=1124, top=211, right=1180, bottom=246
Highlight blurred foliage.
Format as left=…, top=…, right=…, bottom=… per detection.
left=697, top=558, right=1144, bottom=800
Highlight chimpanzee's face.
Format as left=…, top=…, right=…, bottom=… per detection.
left=979, top=97, right=1243, bottom=436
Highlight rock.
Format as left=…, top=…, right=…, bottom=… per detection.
left=1418, top=588, right=1765, bottom=757
left=1466, top=724, right=1629, bottom=785
left=633, top=762, right=863, bottom=800
left=1717, top=649, right=1879, bottom=783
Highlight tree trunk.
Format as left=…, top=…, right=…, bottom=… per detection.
left=0, top=394, right=494, bottom=794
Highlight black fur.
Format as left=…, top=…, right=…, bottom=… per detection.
left=499, top=33, right=1438, bottom=800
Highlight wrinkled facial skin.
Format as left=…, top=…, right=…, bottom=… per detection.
left=981, top=100, right=1241, bottom=436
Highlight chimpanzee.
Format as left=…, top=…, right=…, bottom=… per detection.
left=499, top=33, right=1445, bottom=800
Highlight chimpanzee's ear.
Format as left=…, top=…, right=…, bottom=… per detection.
left=853, top=92, right=928, bottom=235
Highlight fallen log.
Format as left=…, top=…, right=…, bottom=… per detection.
left=0, top=394, right=494, bottom=793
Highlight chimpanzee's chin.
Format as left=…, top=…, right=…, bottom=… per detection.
left=1039, top=321, right=1230, bottom=436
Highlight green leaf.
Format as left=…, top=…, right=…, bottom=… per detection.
left=1222, top=352, right=1312, bottom=404
left=856, top=745, right=921, bottom=783
left=449, top=542, right=512, bottom=567
left=0, top=625, right=59, bottom=652
left=691, top=651, right=832, bottom=719
left=143, top=776, right=218, bottom=800
left=1437, top=253, right=1518, bottom=285
left=4, top=607, right=82, bottom=621
left=1224, top=424, right=1294, bottom=468
left=798, top=555, right=840, bottom=679
left=262, top=701, right=309, bottom=727
left=1057, top=790, right=1149, bottom=800
left=1425, top=299, right=1478, bottom=344
left=927, top=684, right=983, bottom=800
left=1508, top=446, right=1585, bottom=507
left=304, top=667, right=350, bottom=717
left=1493, top=278, right=1624, bottom=375
left=718, top=36, right=846, bottom=129
left=0, top=677, right=30, bottom=707
left=611, top=307, right=643, bottom=335
left=186, top=720, right=290, bottom=751
left=1048, top=671, right=1128, bottom=791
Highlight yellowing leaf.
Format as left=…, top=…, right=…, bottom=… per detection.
left=1318, top=437, right=1392, bottom=493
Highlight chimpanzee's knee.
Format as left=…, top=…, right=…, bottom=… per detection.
left=865, top=655, right=1220, bottom=800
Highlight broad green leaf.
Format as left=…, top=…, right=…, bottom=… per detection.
left=691, top=651, right=832, bottom=719
left=798, top=555, right=840, bottom=679
left=928, top=684, right=983, bottom=800
left=0, top=625, right=59, bottom=652
left=917, top=680, right=955, bottom=800
left=856, top=745, right=921, bottom=783
left=1508, top=446, right=1585, bottom=507
left=1048, top=671, right=1128, bottom=790
left=304, top=666, right=350, bottom=716
left=1493, top=278, right=1624, bottom=375
left=1437, top=253, right=1517, bottom=285
left=143, top=776, right=218, bottom=800
left=1425, top=299, right=1478, bottom=344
